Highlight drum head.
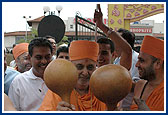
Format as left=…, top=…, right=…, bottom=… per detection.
left=38, top=15, right=65, bottom=43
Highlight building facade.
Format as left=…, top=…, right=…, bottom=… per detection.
left=4, top=16, right=164, bottom=50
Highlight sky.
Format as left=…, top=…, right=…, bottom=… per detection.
left=2, top=2, right=165, bottom=33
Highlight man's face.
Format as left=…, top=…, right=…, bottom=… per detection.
left=57, top=52, right=69, bottom=60
left=48, top=38, right=56, bottom=55
left=97, top=43, right=112, bottom=67
left=30, top=46, right=52, bottom=78
left=136, top=52, right=156, bottom=81
left=16, top=52, right=31, bottom=73
left=72, top=59, right=96, bottom=92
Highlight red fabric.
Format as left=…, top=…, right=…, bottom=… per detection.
left=38, top=90, right=61, bottom=111
left=130, top=81, right=164, bottom=111
left=69, top=40, right=99, bottom=62
left=13, top=43, right=29, bottom=59
left=141, top=35, right=164, bottom=60
left=39, top=89, right=107, bottom=111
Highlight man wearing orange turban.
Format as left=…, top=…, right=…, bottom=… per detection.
left=12, top=43, right=31, bottom=73
left=39, top=4, right=133, bottom=111
left=130, top=35, right=164, bottom=111
left=39, top=40, right=107, bottom=111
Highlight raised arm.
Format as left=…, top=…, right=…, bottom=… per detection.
left=94, top=4, right=132, bottom=70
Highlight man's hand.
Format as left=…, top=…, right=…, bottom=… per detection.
left=56, top=101, right=76, bottom=111
left=134, top=98, right=150, bottom=111
left=94, top=4, right=104, bottom=29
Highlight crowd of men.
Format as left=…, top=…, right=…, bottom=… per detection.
left=4, top=4, right=164, bottom=111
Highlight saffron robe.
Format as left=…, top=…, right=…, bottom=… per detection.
left=131, top=80, right=164, bottom=111
left=39, top=89, right=107, bottom=111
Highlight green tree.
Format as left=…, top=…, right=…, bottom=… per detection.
left=57, top=36, right=69, bottom=47
left=17, top=28, right=37, bottom=43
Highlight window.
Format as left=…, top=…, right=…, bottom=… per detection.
left=70, top=25, right=73, bottom=29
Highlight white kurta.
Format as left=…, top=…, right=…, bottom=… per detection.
left=8, top=68, right=48, bottom=111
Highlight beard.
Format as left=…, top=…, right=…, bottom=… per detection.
left=140, top=64, right=156, bottom=81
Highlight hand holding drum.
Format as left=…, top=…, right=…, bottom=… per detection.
left=44, top=59, right=78, bottom=103
left=90, top=64, right=132, bottom=111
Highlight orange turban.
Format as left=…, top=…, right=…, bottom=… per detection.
left=140, top=35, right=164, bottom=60
left=13, top=43, right=29, bottom=59
left=69, top=40, right=99, bottom=62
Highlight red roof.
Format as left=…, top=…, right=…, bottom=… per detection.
left=27, top=16, right=45, bottom=26
left=4, top=31, right=32, bottom=37
left=153, top=33, right=164, bottom=38
left=4, top=31, right=74, bottom=37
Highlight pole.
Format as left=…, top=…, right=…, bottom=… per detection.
left=23, top=16, right=31, bottom=42
left=58, top=11, right=60, bottom=17
left=95, top=4, right=98, bottom=42
left=25, top=18, right=27, bottom=42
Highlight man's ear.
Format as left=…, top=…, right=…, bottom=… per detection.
left=15, top=58, right=18, bottom=63
left=155, top=59, right=164, bottom=69
left=27, top=54, right=31, bottom=61
left=15, top=58, right=19, bottom=67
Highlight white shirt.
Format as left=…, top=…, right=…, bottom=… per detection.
left=51, top=55, right=56, bottom=60
left=8, top=68, right=48, bottom=111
